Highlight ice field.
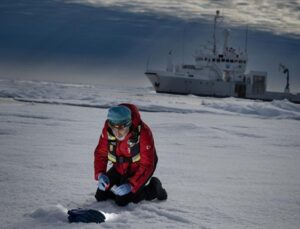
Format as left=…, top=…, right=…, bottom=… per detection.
left=0, top=79, right=300, bottom=228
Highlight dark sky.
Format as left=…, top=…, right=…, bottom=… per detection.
left=0, top=0, right=299, bottom=92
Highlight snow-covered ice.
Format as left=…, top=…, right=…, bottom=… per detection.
left=0, top=79, right=300, bottom=228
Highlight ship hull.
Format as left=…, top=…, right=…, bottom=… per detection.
left=145, top=71, right=238, bottom=97
left=145, top=71, right=300, bottom=103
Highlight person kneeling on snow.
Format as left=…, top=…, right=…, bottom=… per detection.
left=94, top=104, right=167, bottom=206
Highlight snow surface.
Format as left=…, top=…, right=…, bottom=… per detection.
left=0, top=79, right=300, bottom=228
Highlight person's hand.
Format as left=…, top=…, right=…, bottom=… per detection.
left=114, top=183, right=132, bottom=196
left=98, top=174, right=110, bottom=191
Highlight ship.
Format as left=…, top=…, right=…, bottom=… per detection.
left=145, top=10, right=300, bottom=103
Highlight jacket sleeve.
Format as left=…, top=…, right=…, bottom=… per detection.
left=128, top=124, right=156, bottom=193
left=94, top=123, right=109, bottom=180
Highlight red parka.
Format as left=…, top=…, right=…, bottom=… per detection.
left=94, top=104, right=157, bottom=193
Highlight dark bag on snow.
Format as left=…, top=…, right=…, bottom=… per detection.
left=67, top=208, right=106, bottom=223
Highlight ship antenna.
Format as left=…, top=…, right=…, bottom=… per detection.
left=146, top=56, right=151, bottom=71
left=182, top=26, right=186, bottom=64
left=213, top=10, right=222, bottom=55
left=245, top=25, right=248, bottom=54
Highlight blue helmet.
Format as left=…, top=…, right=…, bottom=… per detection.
left=107, top=105, right=132, bottom=126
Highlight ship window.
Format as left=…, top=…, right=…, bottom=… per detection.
left=226, top=59, right=229, bottom=62
left=244, top=60, right=247, bottom=64
left=183, top=65, right=195, bottom=69
left=239, top=60, right=242, bottom=63
left=212, top=58, right=215, bottom=62
left=204, top=58, right=207, bottom=61
left=222, top=59, right=225, bottom=62
left=230, top=60, right=233, bottom=63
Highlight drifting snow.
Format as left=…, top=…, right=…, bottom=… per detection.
left=0, top=79, right=300, bottom=228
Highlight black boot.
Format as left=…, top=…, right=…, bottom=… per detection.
left=95, top=188, right=115, bottom=201
left=148, top=177, right=168, bottom=201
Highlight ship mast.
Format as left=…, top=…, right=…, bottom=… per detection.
left=213, top=10, right=223, bottom=55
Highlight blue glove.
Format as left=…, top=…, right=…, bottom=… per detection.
left=98, top=174, right=110, bottom=191
left=114, top=183, right=132, bottom=196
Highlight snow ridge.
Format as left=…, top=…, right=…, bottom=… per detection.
left=0, top=79, right=300, bottom=120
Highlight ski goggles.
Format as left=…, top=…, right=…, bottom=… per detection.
left=108, top=120, right=132, bottom=130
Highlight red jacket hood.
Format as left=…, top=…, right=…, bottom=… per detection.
left=119, top=103, right=141, bottom=128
